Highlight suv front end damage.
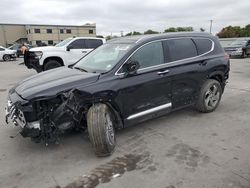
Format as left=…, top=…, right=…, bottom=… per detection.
left=5, top=90, right=89, bottom=144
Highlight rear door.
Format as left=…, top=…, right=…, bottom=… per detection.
left=164, top=38, right=210, bottom=109
left=114, top=41, right=172, bottom=125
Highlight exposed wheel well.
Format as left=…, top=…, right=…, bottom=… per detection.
left=43, top=57, right=64, bottom=69
left=209, top=74, right=222, bottom=84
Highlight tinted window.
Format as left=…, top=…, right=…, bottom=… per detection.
left=60, top=29, right=64, bottom=34
left=66, top=29, right=71, bottom=34
left=193, top=38, right=213, bottom=55
left=47, top=29, right=52, bottom=33
left=69, top=39, right=86, bottom=49
left=89, top=30, right=94, bottom=34
left=129, top=41, right=164, bottom=69
left=0, top=48, right=5, bottom=51
left=34, top=29, right=40, bottom=33
left=86, top=39, right=103, bottom=49
left=167, top=38, right=197, bottom=61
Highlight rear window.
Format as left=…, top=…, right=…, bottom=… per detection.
left=193, top=38, right=213, bottom=55
left=86, top=39, right=103, bottom=49
left=166, top=38, right=197, bottom=61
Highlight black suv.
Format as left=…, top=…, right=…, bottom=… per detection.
left=5, top=32, right=230, bottom=156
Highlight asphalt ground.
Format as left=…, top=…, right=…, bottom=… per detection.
left=0, top=58, right=250, bottom=188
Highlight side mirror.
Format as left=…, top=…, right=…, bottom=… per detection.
left=66, top=45, right=73, bottom=51
left=122, top=60, right=140, bottom=76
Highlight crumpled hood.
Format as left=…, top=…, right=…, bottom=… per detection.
left=14, top=67, right=99, bottom=100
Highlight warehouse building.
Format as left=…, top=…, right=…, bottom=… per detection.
left=0, top=23, right=96, bottom=47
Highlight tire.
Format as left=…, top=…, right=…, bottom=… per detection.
left=44, top=60, right=62, bottom=71
left=195, top=79, right=222, bottom=113
left=3, top=55, right=11, bottom=61
left=87, top=103, right=116, bottom=157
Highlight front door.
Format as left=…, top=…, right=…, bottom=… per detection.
left=114, top=41, right=172, bottom=126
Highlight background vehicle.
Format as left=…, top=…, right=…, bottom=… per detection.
left=224, top=38, right=250, bottom=58
left=6, top=32, right=229, bottom=156
left=24, top=37, right=106, bottom=72
left=8, top=44, right=33, bottom=57
left=0, top=46, right=16, bottom=61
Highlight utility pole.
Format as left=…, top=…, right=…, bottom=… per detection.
left=209, top=20, right=213, bottom=34
left=120, top=31, right=123, bottom=37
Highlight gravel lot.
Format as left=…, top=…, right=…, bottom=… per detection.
left=0, top=58, right=250, bottom=188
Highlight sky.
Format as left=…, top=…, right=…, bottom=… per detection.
left=0, top=0, right=249, bottom=36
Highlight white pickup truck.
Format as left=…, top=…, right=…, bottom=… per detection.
left=25, top=37, right=105, bottom=72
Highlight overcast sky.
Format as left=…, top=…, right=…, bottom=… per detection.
left=1, top=0, right=249, bottom=36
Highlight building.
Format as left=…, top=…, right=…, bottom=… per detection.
left=0, top=23, right=96, bottom=47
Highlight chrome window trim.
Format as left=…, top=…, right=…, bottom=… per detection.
left=115, top=37, right=214, bottom=76
left=126, top=102, right=172, bottom=120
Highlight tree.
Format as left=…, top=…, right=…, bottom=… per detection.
left=164, top=27, right=193, bottom=33
left=164, top=27, right=176, bottom=32
left=217, top=24, right=250, bottom=38
left=125, top=31, right=142, bottom=36
left=144, top=29, right=159, bottom=34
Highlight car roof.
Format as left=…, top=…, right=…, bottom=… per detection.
left=108, top=32, right=215, bottom=44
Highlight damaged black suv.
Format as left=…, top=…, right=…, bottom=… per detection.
left=5, top=32, right=230, bottom=156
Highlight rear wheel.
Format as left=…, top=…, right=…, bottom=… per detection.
left=44, top=60, right=62, bottom=71
left=3, top=55, right=11, bottom=61
left=195, top=79, right=222, bottom=113
left=87, top=103, right=116, bottom=157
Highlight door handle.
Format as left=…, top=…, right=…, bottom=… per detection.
left=157, top=69, right=170, bottom=75
left=82, top=51, right=87, bottom=53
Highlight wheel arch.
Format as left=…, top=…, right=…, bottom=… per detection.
left=43, top=56, right=64, bottom=69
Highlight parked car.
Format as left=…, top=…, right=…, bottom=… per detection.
left=224, top=38, right=250, bottom=58
left=0, top=46, right=16, bottom=61
left=6, top=32, right=230, bottom=156
left=24, top=37, right=106, bottom=72
left=8, top=44, right=33, bottom=57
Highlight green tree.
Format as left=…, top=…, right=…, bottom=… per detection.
left=144, top=29, right=159, bottom=34
left=164, top=27, right=176, bottom=32
left=125, top=31, right=142, bottom=36
left=217, top=24, right=250, bottom=38
left=164, top=27, right=193, bottom=33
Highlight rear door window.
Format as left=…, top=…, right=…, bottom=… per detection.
left=193, top=38, right=213, bottom=55
left=86, top=39, right=103, bottom=49
left=166, top=38, right=198, bottom=61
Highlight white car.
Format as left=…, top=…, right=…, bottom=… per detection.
left=0, top=46, right=16, bottom=61
left=25, top=37, right=106, bottom=72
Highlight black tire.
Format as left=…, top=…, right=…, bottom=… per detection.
left=44, top=60, right=62, bottom=71
left=87, top=103, right=116, bottom=157
left=195, top=79, right=222, bottom=113
left=3, top=55, right=11, bottom=61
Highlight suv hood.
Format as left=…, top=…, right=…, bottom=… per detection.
left=14, top=67, right=100, bottom=100
left=30, top=46, right=63, bottom=52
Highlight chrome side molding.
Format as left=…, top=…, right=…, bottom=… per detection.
left=127, top=102, right=172, bottom=120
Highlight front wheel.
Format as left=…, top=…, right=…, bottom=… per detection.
left=44, top=60, right=62, bottom=71
left=195, top=79, right=222, bottom=113
left=87, top=103, right=116, bottom=157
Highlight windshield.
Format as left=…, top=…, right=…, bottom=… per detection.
left=56, top=38, right=73, bottom=47
left=230, top=39, right=247, bottom=47
left=74, top=43, right=132, bottom=73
